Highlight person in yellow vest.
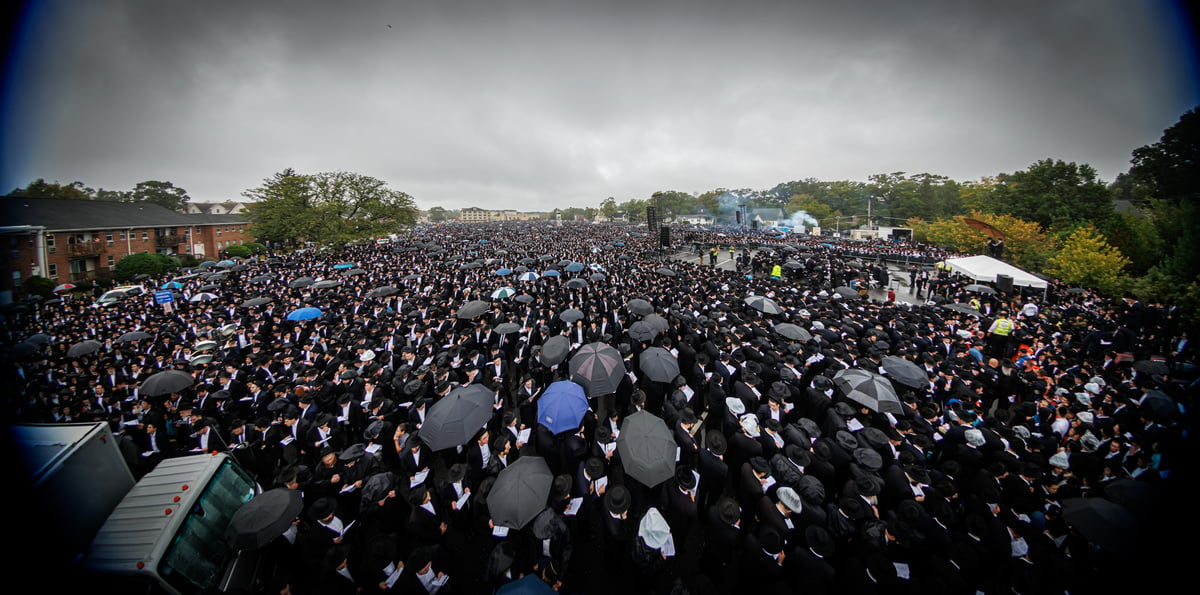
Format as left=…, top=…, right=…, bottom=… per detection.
left=987, top=311, right=1016, bottom=358
left=969, top=296, right=982, bottom=311
left=771, top=264, right=782, bottom=279
left=709, top=246, right=718, bottom=265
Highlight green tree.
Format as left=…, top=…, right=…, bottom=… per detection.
left=22, top=275, right=56, bottom=298
left=114, top=253, right=181, bottom=280
left=988, top=159, right=1114, bottom=229
left=1101, top=212, right=1162, bottom=275
left=244, top=169, right=320, bottom=245
left=9, top=179, right=93, bottom=200
left=1047, top=225, right=1130, bottom=294
left=1128, top=106, right=1200, bottom=285
left=599, top=197, right=619, bottom=221
left=427, top=206, right=452, bottom=222
left=910, top=212, right=1056, bottom=272
left=619, top=198, right=647, bottom=221
left=127, top=180, right=190, bottom=212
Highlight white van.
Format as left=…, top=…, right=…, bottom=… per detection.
left=94, top=285, right=145, bottom=308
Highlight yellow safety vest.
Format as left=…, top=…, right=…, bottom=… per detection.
left=771, top=265, right=782, bottom=277
left=993, top=318, right=1013, bottom=336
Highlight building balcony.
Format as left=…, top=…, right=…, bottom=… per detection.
left=69, top=270, right=100, bottom=283
left=66, top=242, right=105, bottom=257
left=156, top=234, right=185, bottom=247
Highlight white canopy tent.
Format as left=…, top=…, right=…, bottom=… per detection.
left=941, top=255, right=1048, bottom=289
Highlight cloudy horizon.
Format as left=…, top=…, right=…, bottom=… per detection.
left=2, top=0, right=1197, bottom=212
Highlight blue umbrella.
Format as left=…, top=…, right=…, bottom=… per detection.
left=614, top=242, right=625, bottom=246
left=495, top=268, right=513, bottom=276
left=542, top=270, right=561, bottom=277
left=198, top=260, right=218, bottom=268
left=537, top=380, right=589, bottom=434
left=821, top=243, right=834, bottom=248
left=565, top=262, right=585, bottom=273
left=160, top=281, right=183, bottom=289
left=518, top=271, right=540, bottom=281
left=497, top=574, right=556, bottom=595
left=332, top=263, right=354, bottom=270
left=285, top=307, right=323, bottom=321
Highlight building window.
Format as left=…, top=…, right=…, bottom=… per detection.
left=118, top=230, right=125, bottom=240
left=46, top=234, right=55, bottom=253
left=48, top=263, right=57, bottom=278
left=142, top=231, right=148, bottom=241
left=217, top=227, right=222, bottom=236
left=107, top=254, right=114, bottom=267
left=105, top=231, right=113, bottom=244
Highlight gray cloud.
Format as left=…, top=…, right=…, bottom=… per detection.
left=3, top=0, right=1196, bottom=211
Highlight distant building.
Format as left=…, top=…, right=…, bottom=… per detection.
left=678, top=212, right=714, bottom=225
left=0, top=198, right=252, bottom=294
left=185, top=201, right=251, bottom=215
left=458, top=207, right=543, bottom=223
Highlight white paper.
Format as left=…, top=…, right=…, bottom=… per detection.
left=662, top=534, right=676, bottom=557
left=384, top=563, right=404, bottom=588
left=846, top=418, right=865, bottom=432
left=761, top=476, right=777, bottom=492
left=894, top=562, right=911, bottom=580
left=365, top=443, right=382, bottom=454
left=594, top=476, right=608, bottom=493
left=455, top=491, right=470, bottom=510
left=602, top=442, right=616, bottom=456
left=410, top=469, right=429, bottom=488
left=517, top=427, right=531, bottom=444
left=339, top=483, right=358, bottom=494
left=280, top=435, right=295, bottom=446
left=492, top=524, right=509, bottom=537
left=564, top=497, right=583, bottom=516
left=675, top=446, right=681, bottom=462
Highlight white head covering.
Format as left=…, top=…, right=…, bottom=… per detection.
left=965, top=429, right=985, bottom=447
left=725, top=397, right=746, bottom=416
left=740, top=413, right=761, bottom=437
left=638, top=508, right=672, bottom=550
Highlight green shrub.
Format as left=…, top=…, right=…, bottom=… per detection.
left=22, top=276, right=55, bottom=298
left=114, top=253, right=181, bottom=280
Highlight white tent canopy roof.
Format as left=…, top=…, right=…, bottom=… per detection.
left=941, top=255, right=1048, bottom=289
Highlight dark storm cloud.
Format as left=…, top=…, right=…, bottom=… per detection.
left=3, top=0, right=1196, bottom=210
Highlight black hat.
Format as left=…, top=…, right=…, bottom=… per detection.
left=805, top=525, right=835, bottom=558
left=784, top=444, right=812, bottom=468
left=834, top=430, right=859, bottom=451
left=675, top=465, right=697, bottom=490
left=605, top=485, right=630, bottom=515
left=797, top=474, right=826, bottom=504
left=447, top=463, right=468, bottom=483
left=584, top=457, right=604, bottom=480
left=309, top=496, right=337, bottom=521
left=364, top=420, right=386, bottom=441
left=339, top=443, right=366, bottom=461
left=749, top=456, right=770, bottom=475
left=853, top=447, right=883, bottom=472
left=717, top=496, right=741, bottom=525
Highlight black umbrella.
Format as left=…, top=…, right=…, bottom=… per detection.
left=654, top=267, right=677, bottom=277
left=312, top=279, right=341, bottom=289
left=628, top=320, right=660, bottom=343
left=617, top=411, right=676, bottom=487
left=420, top=384, right=495, bottom=451
left=343, top=268, right=367, bottom=276
left=1139, top=390, right=1177, bottom=421
left=1133, top=360, right=1170, bottom=375
left=248, top=275, right=274, bottom=284
left=627, top=298, right=654, bottom=316
left=744, top=295, right=782, bottom=314
left=772, top=323, right=812, bottom=342
left=638, top=346, right=679, bottom=383
left=67, top=340, right=103, bottom=358
left=495, top=322, right=521, bottom=334
left=589, top=273, right=607, bottom=281
left=225, top=488, right=302, bottom=550
left=141, top=369, right=195, bottom=397
left=880, top=356, right=929, bottom=389
left=783, top=261, right=804, bottom=270
left=941, top=303, right=982, bottom=318
left=116, top=331, right=152, bottom=344
left=539, top=336, right=570, bottom=367
left=559, top=309, right=585, bottom=323
left=197, top=283, right=222, bottom=292
left=1062, top=497, right=1140, bottom=556
left=25, top=333, right=51, bottom=346
left=489, top=456, right=553, bottom=529
left=963, top=284, right=997, bottom=295
left=642, top=313, right=669, bottom=333
left=569, top=342, right=625, bottom=397
left=458, top=300, right=491, bottom=319
left=367, top=285, right=399, bottom=298
left=833, top=368, right=903, bottom=414
left=240, top=297, right=273, bottom=308
left=834, top=286, right=860, bottom=299
left=403, top=273, right=422, bottom=281
left=564, top=279, right=588, bottom=290
left=514, top=294, right=534, bottom=304
left=6, top=341, right=38, bottom=360
left=288, top=277, right=315, bottom=289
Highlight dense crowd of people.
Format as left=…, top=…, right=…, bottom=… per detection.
left=4, top=221, right=1194, bottom=594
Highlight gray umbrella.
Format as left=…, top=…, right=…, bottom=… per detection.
left=67, top=340, right=103, bottom=358
left=288, top=276, right=315, bottom=289
left=628, top=321, right=660, bottom=343
left=833, top=369, right=903, bottom=414
left=834, top=286, right=860, bottom=299
left=772, top=323, right=812, bottom=342
left=241, top=297, right=273, bottom=308
left=1133, top=360, right=1170, bottom=376
left=654, top=267, right=677, bottom=277
left=343, top=268, right=368, bottom=276
left=963, top=284, right=997, bottom=295
left=880, top=356, right=929, bottom=389
left=642, top=313, right=670, bottom=333
left=367, top=285, right=399, bottom=298
left=458, top=300, right=491, bottom=319
left=638, top=346, right=680, bottom=383
left=627, top=298, right=654, bottom=316
left=420, top=384, right=495, bottom=451
left=1062, top=497, right=1140, bottom=556
left=569, top=342, right=625, bottom=397
left=225, top=488, right=303, bottom=550
left=941, top=303, right=982, bottom=318
left=589, top=273, right=607, bottom=281
left=559, top=309, right=585, bottom=323
left=248, top=275, right=274, bottom=284
left=744, top=295, right=782, bottom=314
left=141, top=369, right=195, bottom=397
left=495, top=322, right=521, bottom=334
left=116, top=331, right=152, bottom=344
left=25, top=333, right=51, bottom=346
left=514, top=294, right=535, bottom=304
left=489, top=456, right=553, bottom=529
left=617, top=411, right=676, bottom=487
left=312, top=279, right=342, bottom=289
left=564, top=279, right=588, bottom=290
left=539, top=336, right=571, bottom=367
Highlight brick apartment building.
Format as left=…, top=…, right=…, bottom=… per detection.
left=458, top=207, right=543, bottom=223
left=0, top=197, right=252, bottom=294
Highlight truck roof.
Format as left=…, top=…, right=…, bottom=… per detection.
left=82, top=453, right=232, bottom=577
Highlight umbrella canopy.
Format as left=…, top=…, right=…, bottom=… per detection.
left=491, top=287, right=517, bottom=300
left=25, top=333, right=51, bottom=346
left=880, top=356, right=930, bottom=389
left=116, top=330, right=152, bottom=344
left=941, top=303, right=982, bottom=318
left=332, top=262, right=355, bottom=269
left=537, top=380, right=589, bottom=434
left=539, top=336, right=570, bottom=367
left=312, top=279, right=341, bottom=289
left=564, top=278, right=588, bottom=290
left=744, top=295, right=782, bottom=314
left=963, top=284, right=997, bottom=295
left=833, top=369, right=903, bottom=414
left=517, top=271, right=540, bottom=281
left=1140, top=390, right=1178, bottom=421
left=514, top=294, right=534, bottom=304
left=628, top=320, right=660, bottom=343
left=52, top=283, right=77, bottom=293
left=617, top=411, right=676, bottom=486
left=834, top=286, right=860, bottom=299
left=654, top=267, right=677, bottom=277
left=962, top=217, right=1006, bottom=239
left=638, top=346, right=680, bottom=383
left=198, top=260, right=218, bottom=268
left=285, top=307, right=323, bottom=321
left=458, top=300, right=491, bottom=319
left=627, top=298, right=654, bottom=316
left=288, top=277, right=315, bottom=289
left=542, top=270, right=561, bottom=278
left=496, top=574, right=557, bottom=595
left=241, top=297, right=273, bottom=308
left=188, top=292, right=218, bottom=302
left=216, top=260, right=237, bottom=268
left=773, top=323, right=812, bottom=342
left=160, top=281, right=183, bottom=290
left=564, top=262, right=584, bottom=273
left=642, top=313, right=669, bottom=333
left=6, top=342, right=39, bottom=360
left=559, top=308, right=584, bottom=323
left=1133, top=360, right=1170, bottom=375
left=248, top=274, right=273, bottom=284
left=67, top=340, right=103, bottom=358
left=589, top=273, right=607, bottom=282
left=1062, top=497, right=1139, bottom=555
left=569, top=342, right=624, bottom=397
left=495, top=322, right=521, bottom=334
left=420, top=384, right=495, bottom=451
left=489, top=456, right=553, bottom=529
left=141, top=369, right=195, bottom=396
left=225, top=488, right=302, bottom=550
left=367, top=286, right=399, bottom=298
left=342, top=268, right=367, bottom=276
left=494, top=268, right=513, bottom=276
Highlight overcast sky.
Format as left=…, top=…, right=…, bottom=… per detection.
left=2, top=0, right=1197, bottom=212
